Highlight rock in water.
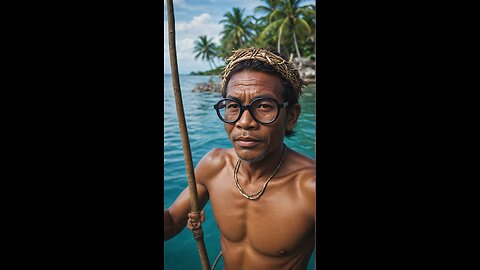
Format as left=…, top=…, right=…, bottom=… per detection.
left=192, top=81, right=221, bottom=92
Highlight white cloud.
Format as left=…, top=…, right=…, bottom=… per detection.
left=176, top=13, right=213, bottom=31
left=164, top=13, right=223, bottom=74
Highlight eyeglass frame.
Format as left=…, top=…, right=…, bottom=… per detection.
left=213, top=97, right=289, bottom=124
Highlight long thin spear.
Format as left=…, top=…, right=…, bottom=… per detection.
left=166, top=0, right=211, bottom=269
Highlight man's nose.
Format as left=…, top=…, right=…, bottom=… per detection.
left=235, top=108, right=257, bottom=130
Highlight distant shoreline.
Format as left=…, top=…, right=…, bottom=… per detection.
left=164, top=74, right=220, bottom=76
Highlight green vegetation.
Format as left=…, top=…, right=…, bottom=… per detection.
left=190, top=66, right=225, bottom=76
left=190, top=0, right=316, bottom=75
left=193, top=35, right=218, bottom=71
left=219, top=7, right=256, bottom=58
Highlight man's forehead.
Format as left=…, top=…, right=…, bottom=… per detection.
left=227, top=71, right=282, bottom=91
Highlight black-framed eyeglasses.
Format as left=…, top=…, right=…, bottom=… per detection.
left=213, top=97, right=289, bottom=124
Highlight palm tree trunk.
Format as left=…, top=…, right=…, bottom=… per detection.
left=314, top=33, right=316, bottom=83
left=292, top=27, right=302, bottom=61
left=277, top=27, right=283, bottom=53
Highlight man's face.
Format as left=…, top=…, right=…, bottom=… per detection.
left=224, top=70, right=298, bottom=162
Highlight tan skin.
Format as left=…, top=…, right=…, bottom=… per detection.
left=164, top=70, right=316, bottom=270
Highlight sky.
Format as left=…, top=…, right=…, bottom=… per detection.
left=164, top=0, right=315, bottom=74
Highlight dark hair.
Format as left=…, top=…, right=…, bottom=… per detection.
left=221, top=60, right=298, bottom=137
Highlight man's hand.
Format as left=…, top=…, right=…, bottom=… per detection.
left=187, top=210, right=205, bottom=240
left=187, top=210, right=205, bottom=230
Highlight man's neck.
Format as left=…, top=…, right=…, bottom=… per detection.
left=237, top=144, right=286, bottom=184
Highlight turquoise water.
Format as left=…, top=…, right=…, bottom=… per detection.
left=164, top=75, right=316, bottom=269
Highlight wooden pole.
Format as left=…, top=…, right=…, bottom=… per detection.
left=166, top=0, right=211, bottom=269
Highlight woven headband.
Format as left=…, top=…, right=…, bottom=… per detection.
left=221, top=48, right=306, bottom=97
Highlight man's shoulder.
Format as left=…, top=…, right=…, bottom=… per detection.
left=284, top=148, right=316, bottom=190
left=195, top=148, right=234, bottom=180
left=200, top=147, right=233, bottom=165
left=287, top=148, right=316, bottom=174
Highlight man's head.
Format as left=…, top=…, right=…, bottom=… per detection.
left=215, top=47, right=307, bottom=162
left=221, top=47, right=307, bottom=137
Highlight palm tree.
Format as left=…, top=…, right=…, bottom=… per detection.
left=255, top=0, right=280, bottom=26
left=219, top=7, right=256, bottom=56
left=259, top=0, right=315, bottom=60
left=193, top=35, right=218, bottom=70
left=299, top=3, right=316, bottom=59
left=254, top=0, right=281, bottom=47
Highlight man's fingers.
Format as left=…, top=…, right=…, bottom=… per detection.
left=188, top=211, right=204, bottom=221
left=188, top=223, right=200, bottom=230
left=188, top=211, right=201, bottom=219
left=187, top=211, right=205, bottom=231
left=187, top=216, right=202, bottom=231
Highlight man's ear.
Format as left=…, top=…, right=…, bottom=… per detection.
left=286, top=103, right=301, bottom=133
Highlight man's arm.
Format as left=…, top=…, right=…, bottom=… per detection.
left=164, top=209, right=179, bottom=239
left=164, top=183, right=209, bottom=241
left=164, top=148, right=226, bottom=241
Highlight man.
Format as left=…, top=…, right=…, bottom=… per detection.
left=164, top=47, right=316, bottom=269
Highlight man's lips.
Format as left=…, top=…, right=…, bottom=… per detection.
left=234, top=136, right=261, bottom=142
left=234, top=136, right=262, bottom=146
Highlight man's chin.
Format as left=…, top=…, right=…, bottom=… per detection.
left=234, top=147, right=265, bottom=162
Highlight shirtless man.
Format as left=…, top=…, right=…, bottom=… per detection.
left=164, top=47, right=316, bottom=269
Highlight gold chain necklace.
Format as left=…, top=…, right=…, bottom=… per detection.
left=233, top=145, right=286, bottom=200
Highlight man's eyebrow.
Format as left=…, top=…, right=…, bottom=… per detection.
left=225, top=96, right=241, bottom=102
left=254, top=95, right=277, bottom=99
left=226, top=94, right=277, bottom=100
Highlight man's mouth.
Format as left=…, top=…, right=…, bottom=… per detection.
left=234, top=136, right=262, bottom=147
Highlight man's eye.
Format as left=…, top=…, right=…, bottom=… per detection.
left=258, top=104, right=273, bottom=108
left=255, top=102, right=275, bottom=110
left=227, top=104, right=239, bottom=109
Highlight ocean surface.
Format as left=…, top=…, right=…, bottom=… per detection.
left=164, top=74, right=316, bottom=269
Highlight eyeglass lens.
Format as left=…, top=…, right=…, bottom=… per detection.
left=216, top=98, right=278, bottom=123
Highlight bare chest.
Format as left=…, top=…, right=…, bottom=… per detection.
left=206, top=174, right=314, bottom=257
